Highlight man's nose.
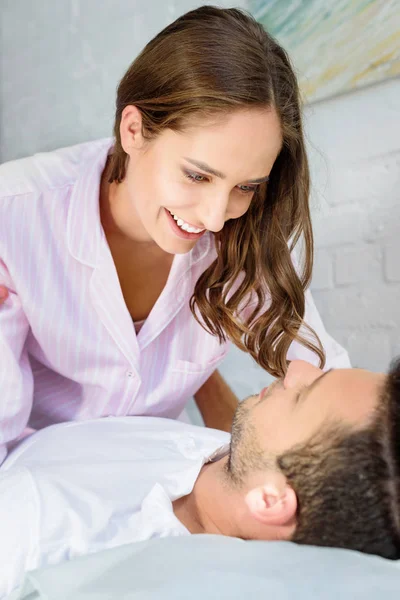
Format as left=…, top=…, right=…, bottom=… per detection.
left=200, top=194, right=229, bottom=233
left=284, top=360, right=323, bottom=390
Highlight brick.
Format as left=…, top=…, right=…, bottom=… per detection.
left=334, top=244, right=382, bottom=286
left=344, top=330, right=392, bottom=373
left=326, top=151, right=400, bottom=207
left=311, top=250, right=334, bottom=290
left=304, top=78, right=400, bottom=163
left=312, top=207, right=368, bottom=248
left=365, top=206, right=400, bottom=243
left=293, top=324, right=393, bottom=373
left=312, top=285, right=400, bottom=331
left=384, top=238, right=400, bottom=282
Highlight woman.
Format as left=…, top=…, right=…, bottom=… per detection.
left=0, top=6, right=349, bottom=464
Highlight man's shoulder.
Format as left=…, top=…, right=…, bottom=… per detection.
left=2, top=417, right=230, bottom=470
left=0, top=138, right=112, bottom=200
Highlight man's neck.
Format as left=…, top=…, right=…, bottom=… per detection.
left=172, top=456, right=241, bottom=537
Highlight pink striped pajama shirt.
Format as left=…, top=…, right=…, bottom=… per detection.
left=0, top=138, right=350, bottom=465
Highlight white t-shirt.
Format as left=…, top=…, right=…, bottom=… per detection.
left=0, top=417, right=230, bottom=598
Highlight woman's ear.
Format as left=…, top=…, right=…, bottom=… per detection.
left=119, top=105, right=145, bottom=155
left=245, top=482, right=297, bottom=527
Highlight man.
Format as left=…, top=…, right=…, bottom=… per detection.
left=1, top=359, right=399, bottom=598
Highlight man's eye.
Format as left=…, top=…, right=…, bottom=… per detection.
left=295, top=385, right=308, bottom=405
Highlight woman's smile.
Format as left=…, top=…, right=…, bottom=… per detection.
left=166, top=208, right=205, bottom=233
left=164, top=207, right=206, bottom=240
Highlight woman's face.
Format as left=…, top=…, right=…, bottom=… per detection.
left=115, top=106, right=282, bottom=254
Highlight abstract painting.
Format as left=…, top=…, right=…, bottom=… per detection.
left=249, top=0, right=400, bottom=102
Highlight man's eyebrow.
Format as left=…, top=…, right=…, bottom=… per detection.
left=183, top=157, right=270, bottom=184
left=299, top=368, right=334, bottom=404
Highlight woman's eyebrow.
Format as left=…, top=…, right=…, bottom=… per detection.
left=183, top=157, right=270, bottom=183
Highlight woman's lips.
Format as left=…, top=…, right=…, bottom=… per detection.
left=164, top=208, right=206, bottom=240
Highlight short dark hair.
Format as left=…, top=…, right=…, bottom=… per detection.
left=278, top=358, right=400, bottom=559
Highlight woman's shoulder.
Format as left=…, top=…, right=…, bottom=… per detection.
left=0, top=137, right=112, bottom=200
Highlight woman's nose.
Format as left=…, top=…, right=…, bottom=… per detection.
left=284, top=360, right=323, bottom=390
left=200, top=195, right=229, bottom=233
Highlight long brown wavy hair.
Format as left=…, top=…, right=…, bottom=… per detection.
left=108, top=5, right=325, bottom=377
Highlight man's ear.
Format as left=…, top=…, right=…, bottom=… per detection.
left=245, top=482, right=297, bottom=527
left=119, top=105, right=146, bottom=155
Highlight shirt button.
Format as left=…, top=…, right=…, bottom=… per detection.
left=126, top=370, right=135, bottom=379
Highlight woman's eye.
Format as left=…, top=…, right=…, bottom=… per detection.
left=184, top=170, right=258, bottom=194
left=237, top=184, right=258, bottom=194
left=185, top=171, right=207, bottom=183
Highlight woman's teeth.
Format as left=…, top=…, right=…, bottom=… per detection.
left=168, top=210, right=205, bottom=234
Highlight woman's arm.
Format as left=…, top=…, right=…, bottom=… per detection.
left=0, top=268, right=33, bottom=466
left=194, top=369, right=239, bottom=432
left=0, top=285, right=8, bottom=303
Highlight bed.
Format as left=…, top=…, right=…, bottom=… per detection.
left=12, top=534, right=400, bottom=600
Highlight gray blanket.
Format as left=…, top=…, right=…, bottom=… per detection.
left=12, top=535, right=400, bottom=599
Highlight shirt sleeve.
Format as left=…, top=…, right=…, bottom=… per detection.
left=287, top=250, right=351, bottom=369
left=0, top=467, right=39, bottom=598
left=0, top=259, right=33, bottom=466
left=286, top=288, right=351, bottom=370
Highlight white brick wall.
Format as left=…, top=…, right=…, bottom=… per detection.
left=385, top=238, right=400, bottom=282
left=306, top=77, right=400, bottom=373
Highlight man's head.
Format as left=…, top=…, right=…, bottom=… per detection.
left=226, top=359, right=400, bottom=559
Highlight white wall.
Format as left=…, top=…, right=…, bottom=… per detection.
left=0, top=0, right=237, bottom=163
left=1, top=1, right=399, bottom=407
left=306, top=77, right=400, bottom=373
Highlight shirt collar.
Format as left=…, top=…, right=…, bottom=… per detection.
left=205, top=443, right=231, bottom=464
left=67, top=138, right=114, bottom=267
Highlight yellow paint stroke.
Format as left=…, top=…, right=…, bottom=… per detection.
left=301, top=12, right=399, bottom=100
left=387, top=62, right=400, bottom=76
left=257, top=0, right=400, bottom=102
left=350, top=29, right=400, bottom=85
left=318, top=63, right=346, bottom=85
left=367, top=31, right=400, bottom=58
left=351, top=49, right=399, bottom=85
